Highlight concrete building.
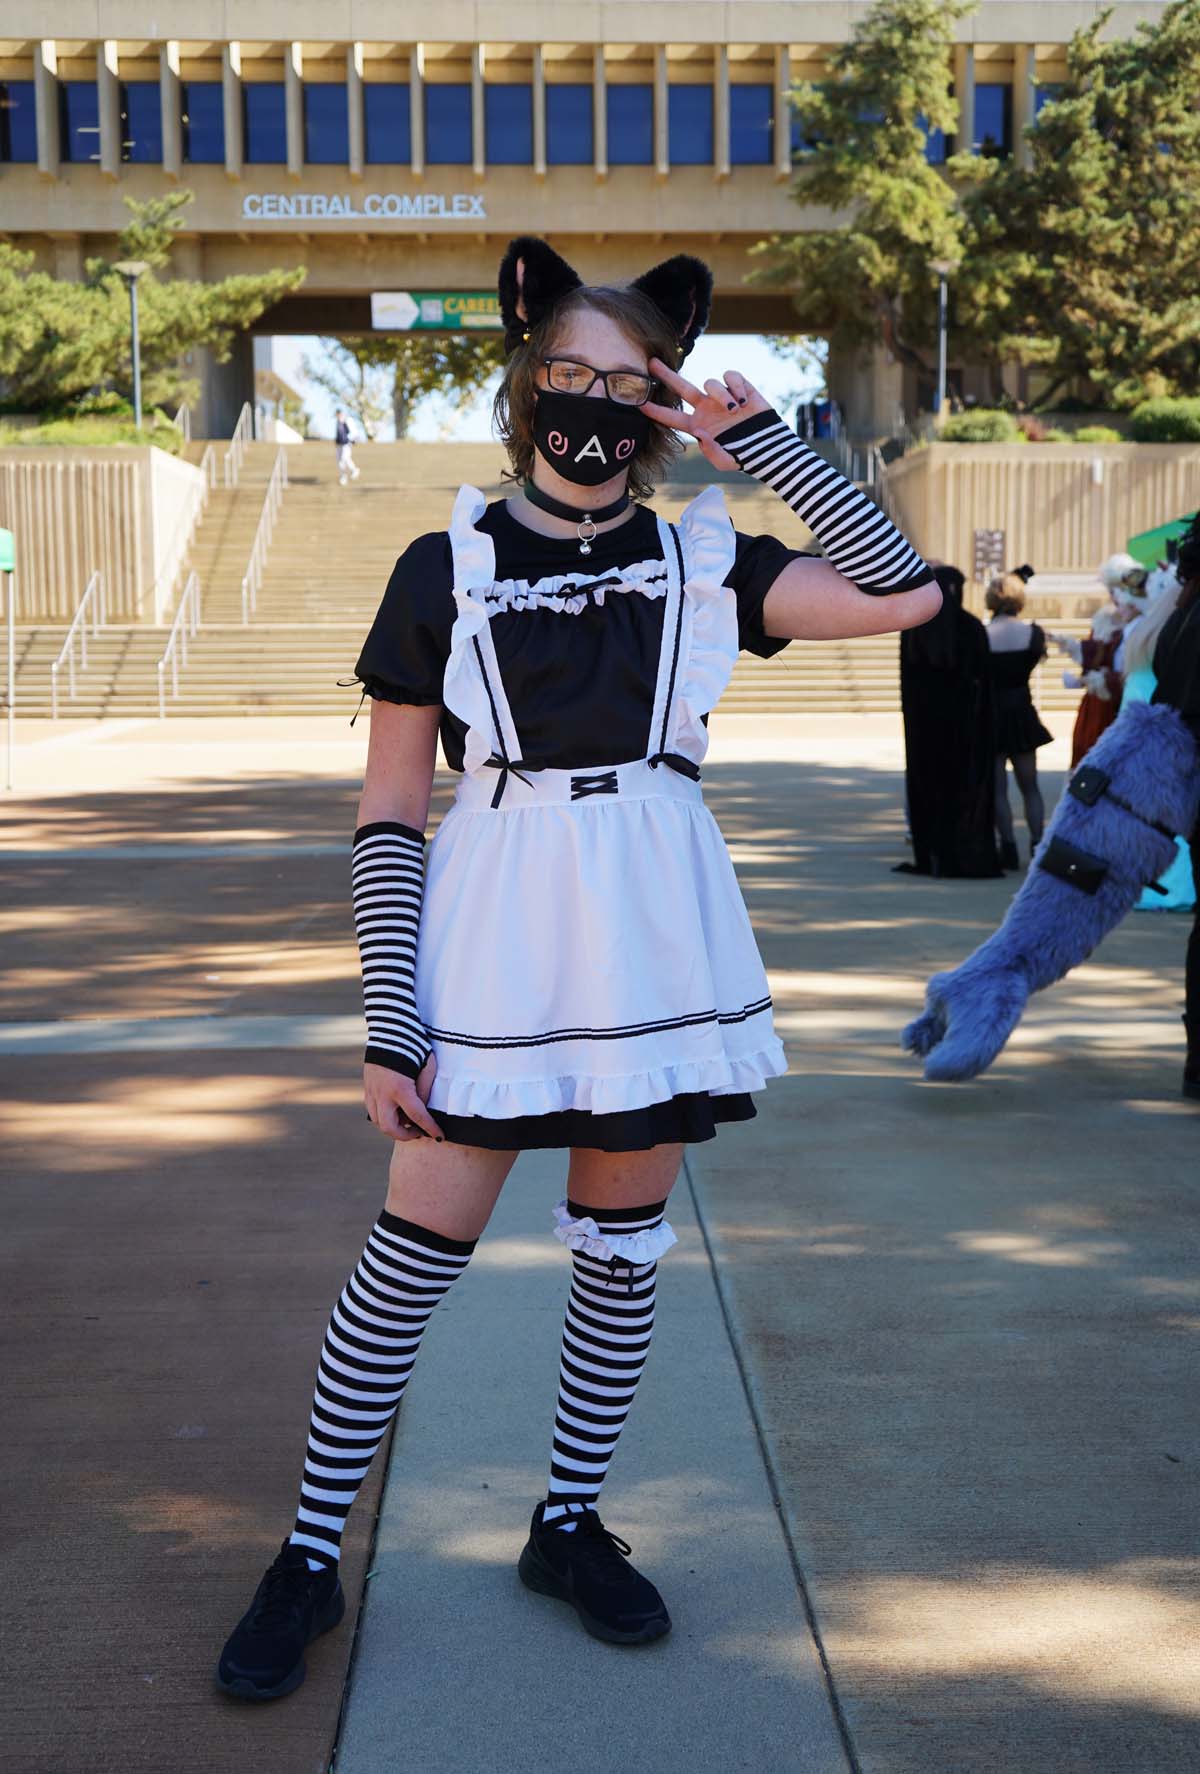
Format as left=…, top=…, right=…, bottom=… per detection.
left=0, top=3, right=1172, bottom=438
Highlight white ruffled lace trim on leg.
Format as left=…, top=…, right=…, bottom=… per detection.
left=551, top=1198, right=679, bottom=1266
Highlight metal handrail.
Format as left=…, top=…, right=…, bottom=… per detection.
left=240, top=448, right=289, bottom=624
left=223, top=401, right=254, bottom=487
left=156, top=570, right=201, bottom=719
left=50, top=570, right=105, bottom=720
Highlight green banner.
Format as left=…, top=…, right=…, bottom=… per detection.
left=371, top=290, right=502, bottom=331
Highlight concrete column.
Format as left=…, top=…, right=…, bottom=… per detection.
left=286, top=42, right=303, bottom=178
left=471, top=44, right=485, bottom=176
left=222, top=43, right=243, bottom=179
left=411, top=44, right=425, bottom=174
left=161, top=42, right=182, bottom=177
left=98, top=40, right=121, bottom=178
left=714, top=44, right=730, bottom=179
left=35, top=40, right=59, bottom=177
left=348, top=43, right=364, bottom=177
left=593, top=45, right=607, bottom=178
left=1012, top=43, right=1036, bottom=168
left=774, top=44, right=791, bottom=181
left=953, top=44, right=975, bottom=155
left=52, top=234, right=83, bottom=279
left=532, top=45, right=546, bottom=178
left=827, top=339, right=904, bottom=443
left=653, top=45, right=668, bottom=180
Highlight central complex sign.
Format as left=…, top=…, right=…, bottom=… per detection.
left=371, top=291, right=501, bottom=330
left=241, top=192, right=487, bottom=220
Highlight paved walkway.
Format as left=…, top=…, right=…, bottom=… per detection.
left=2, top=714, right=1197, bottom=1773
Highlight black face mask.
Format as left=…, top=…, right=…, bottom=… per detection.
left=531, top=386, right=651, bottom=486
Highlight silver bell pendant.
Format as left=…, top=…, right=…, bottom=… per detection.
left=576, top=516, right=598, bottom=556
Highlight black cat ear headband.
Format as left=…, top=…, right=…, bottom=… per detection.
left=497, top=234, right=713, bottom=362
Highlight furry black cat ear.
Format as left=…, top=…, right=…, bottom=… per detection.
left=498, top=235, right=584, bottom=355
left=629, top=253, right=713, bottom=361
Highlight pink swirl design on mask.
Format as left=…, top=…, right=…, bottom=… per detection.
left=615, top=437, right=636, bottom=460
left=546, top=430, right=568, bottom=456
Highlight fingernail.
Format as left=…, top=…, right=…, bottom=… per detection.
left=726, top=400, right=736, bottom=410
left=738, top=397, right=748, bottom=405
left=436, top=1136, right=445, bottom=1143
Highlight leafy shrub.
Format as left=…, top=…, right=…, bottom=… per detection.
left=1041, top=427, right=1073, bottom=442
left=1129, top=398, right=1200, bottom=442
left=1073, top=425, right=1122, bottom=443
left=939, top=409, right=1024, bottom=443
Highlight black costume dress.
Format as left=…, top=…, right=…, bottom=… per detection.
left=353, top=493, right=810, bottom=1151
left=899, top=599, right=1001, bottom=877
left=987, top=621, right=1054, bottom=758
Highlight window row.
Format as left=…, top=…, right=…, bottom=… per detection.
left=0, top=77, right=1067, bottom=166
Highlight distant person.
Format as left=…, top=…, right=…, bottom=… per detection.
left=1118, top=561, right=1196, bottom=912
left=1051, top=553, right=1143, bottom=766
left=896, top=562, right=1002, bottom=877
left=335, top=408, right=361, bottom=485
left=1150, top=516, right=1200, bottom=1095
left=985, top=572, right=1053, bottom=869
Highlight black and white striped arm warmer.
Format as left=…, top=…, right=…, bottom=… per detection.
left=719, top=407, right=931, bottom=596
left=352, top=821, right=432, bottom=1081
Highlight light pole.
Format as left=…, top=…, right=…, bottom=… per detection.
left=929, top=258, right=958, bottom=423
left=112, top=259, right=149, bottom=430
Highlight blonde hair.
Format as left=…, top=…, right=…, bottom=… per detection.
left=986, top=573, right=1027, bottom=618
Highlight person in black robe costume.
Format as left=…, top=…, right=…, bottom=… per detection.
left=896, top=562, right=1003, bottom=877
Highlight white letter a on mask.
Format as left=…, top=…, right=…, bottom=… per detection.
left=574, top=434, right=607, bottom=466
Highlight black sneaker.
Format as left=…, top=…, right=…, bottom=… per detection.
left=216, top=1539, right=345, bottom=1701
left=517, top=1501, right=671, bottom=1645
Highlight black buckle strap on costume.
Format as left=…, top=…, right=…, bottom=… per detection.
left=1068, top=764, right=1178, bottom=843
left=484, top=753, right=537, bottom=809
left=647, top=751, right=702, bottom=781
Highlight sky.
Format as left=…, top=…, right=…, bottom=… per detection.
left=267, top=332, right=826, bottom=443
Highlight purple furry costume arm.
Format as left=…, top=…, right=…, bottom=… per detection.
left=902, top=700, right=1200, bottom=1080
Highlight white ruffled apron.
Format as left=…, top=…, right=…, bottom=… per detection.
left=415, top=481, right=788, bottom=1278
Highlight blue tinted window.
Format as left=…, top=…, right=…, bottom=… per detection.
left=974, top=82, right=1011, bottom=156
left=485, top=83, right=531, bottom=163
left=668, top=83, right=711, bottom=164
left=1034, top=83, right=1064, bottom=117
left=917, top=113, right=946, bottom=164
left=243, top=82, right=286, bottom=163
left=182, top=82, right=223, bottom=162
left=789, top=86, right=830, bottom=154
left=730, top=84, right=772, bottom=163
left=607, top=83, right=652, bottom=164
left=0, top=80, right=37, bottom=162
left=60, top=81, right=99, bottom=161
left=547, top=83, right=592, bottom=163
left=121, top=81, right=161, bottom=162
left=426, top=83, right=471, bottom=163
left=305, top=83, right=347, bottom=163
left=364, top=83, right=411, bottom=162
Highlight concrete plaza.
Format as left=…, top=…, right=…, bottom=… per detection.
left=2, top=711, right=1196, bottom=1774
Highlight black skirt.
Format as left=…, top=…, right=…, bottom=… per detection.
left=432, top=1089, right=758, bottom=1152
left=995, top=689, right=1053, bottom=758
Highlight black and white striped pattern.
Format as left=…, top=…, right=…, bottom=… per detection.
left=543, top=1199, right=666, bottom=1532
left=290, top=1209, right=476, bottom=1569
left=353, top=820, right=431, bottom=1081
left=720, top=407, right=931, bottom=596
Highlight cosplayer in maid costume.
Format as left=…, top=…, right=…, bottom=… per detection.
left=215, top=236, right=940, bottom=1697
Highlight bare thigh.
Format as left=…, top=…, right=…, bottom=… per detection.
left=386, top=1138, right=521, bottom=1243
left=566, top=1142, right=686, bottom=1211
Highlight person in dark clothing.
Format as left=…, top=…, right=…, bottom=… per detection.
left=334, top=407, right=360, bottom=484
left=1151, top=517, right=1200, bottom=1098
left=985, top=574, right=1054, bottom=868
left=896, top=562, right=1002, bottom=877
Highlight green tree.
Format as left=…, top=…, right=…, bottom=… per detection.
left=958, top=0, right=1200, bottom=409
left=747, top=0, right=980, bottom=381
left=0, top=190, right=305, bottom=416
left=306, top=332, right=508, bottom=439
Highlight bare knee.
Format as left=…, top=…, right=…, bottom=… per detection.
left=385, top=1140, right=519, bottom=1243
left=566, top=1142, right=685, bottom=1210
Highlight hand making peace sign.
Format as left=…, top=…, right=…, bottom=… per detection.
left=639, top=356, right=776, bottom=472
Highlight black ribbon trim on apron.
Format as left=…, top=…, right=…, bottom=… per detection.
left=647, top=750, right=702, bottom=780
left=483, top=754, right=538, bottom=808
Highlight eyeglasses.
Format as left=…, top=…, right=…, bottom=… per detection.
left=542, top=357, right=655, bottom=407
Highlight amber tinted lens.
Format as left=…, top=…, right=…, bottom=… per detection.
left=546, top=360, right=595, bottom=393
left=606, top=373, right=652, bottom=405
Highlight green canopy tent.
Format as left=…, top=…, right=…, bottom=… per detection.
left=1126, top=512, right=1196, bottom=568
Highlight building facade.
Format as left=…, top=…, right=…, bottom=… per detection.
left=0, top=3, right=1171, bottom=437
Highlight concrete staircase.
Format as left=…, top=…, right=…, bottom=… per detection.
left=15, top=441, right=1095, bottom=719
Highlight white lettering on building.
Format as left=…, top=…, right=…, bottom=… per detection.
left=241, top=192, right=486, bottom=222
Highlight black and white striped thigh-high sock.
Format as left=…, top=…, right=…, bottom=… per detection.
left=289, top=1208, right=476, bottom=1570
left=543, top=1198, right=669, bottom=1533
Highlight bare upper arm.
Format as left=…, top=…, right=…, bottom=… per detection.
left=761, top=556, right=942, bottom=642
left=357, top=699, right=442, bottom=832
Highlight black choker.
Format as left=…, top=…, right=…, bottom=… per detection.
left=520, top=479, right=632, bottom=555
